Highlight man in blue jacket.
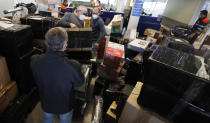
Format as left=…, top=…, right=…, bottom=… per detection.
left=31, top=27, right=84, bottom=123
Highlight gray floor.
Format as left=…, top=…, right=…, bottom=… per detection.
left=26, top=77, right=97, bottom=123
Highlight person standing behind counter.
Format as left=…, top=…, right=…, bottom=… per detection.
left=57, top=5, right=87, bottom=28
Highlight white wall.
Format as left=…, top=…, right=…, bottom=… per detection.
left=163, top=0, right=202, bottom=24
left=0, top=0, right=14, bottom=17
left=189, top=0, right=206, bottom=25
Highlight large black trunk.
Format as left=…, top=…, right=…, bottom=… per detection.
left=0, top=24, right=33, bottom=63
left=20, top=16, right=54, bottom=39
left=138, top=46, right=210, bottom=122
left=66, top=28, right=92, bottom=48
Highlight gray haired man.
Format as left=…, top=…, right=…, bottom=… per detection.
left=57, top=5, right=87, bottom=28
left=31, top=27, right=84, bottom=123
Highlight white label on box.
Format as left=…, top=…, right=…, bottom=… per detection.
left=129, top=39, right=150, bottom=50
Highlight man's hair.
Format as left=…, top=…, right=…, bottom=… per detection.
left=201, top=10, right=208, bottom=17
left=45, top=27, right=68, bottom=51
left=75, top=5, right=87, bottom=13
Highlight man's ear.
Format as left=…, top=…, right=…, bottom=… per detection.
left=63, top=42, right=68, bottom=51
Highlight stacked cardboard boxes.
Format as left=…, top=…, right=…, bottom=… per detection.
left=144, top=28, right=163, bottom=39
left=111, top=15, right=123, bottom=34
left=98, top=42, right=125, bottom=80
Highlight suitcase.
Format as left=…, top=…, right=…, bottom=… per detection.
left=66, top=48, right=92, bottom=61
left=74, top=64, right=91, bottom=115
left=168, top=41, right=194, bottom=53
left=8, top=49, right=42, bottom=93
left=0, top=24, right=33, bottom=63
left=138, top=46, right=210, bottom=122
left=138, top=84, right=179, bottom=117
left=143, top=46, right=204, bottom=97
left=66, top=28, right=92, bottom=48
left=74, top=65, right=91, bottom=100
left=93, top=77, right=108, bottom=96
left=171, top=100, right=210, bottom=123
left=0, top=81, right=18, bottom=113
left=20, top=16, right=54, bottom=39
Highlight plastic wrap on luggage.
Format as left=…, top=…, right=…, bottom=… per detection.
left=92, top=96, right=103, bottom=123
left=74, top=65, right=91, bottom=100
left=168, top=40, right=194, bottom=53
left=151, top=46, right=201, bottom=74
left=138, top=45, right=210, bottom=123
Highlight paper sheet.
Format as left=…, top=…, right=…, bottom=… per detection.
left=0, top=21, right=14, bottom=29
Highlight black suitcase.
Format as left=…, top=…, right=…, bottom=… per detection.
left=171, top=100, right=210, bottom=123
left=66, top=28, right=92, bottom=48
left=0, top=24, right=33, bottom=63
left=20, top=16, right=54, bottom=39
left=168, top=41, right=194, bottom=53
left=142, top=46, right=205, bottom=97
left=8, top=49, right=43, bottom=93
left=93, top=77, right=109, bottom=96
left=66, top=48, right=92, bottom=62
left=138, top=84, right=179, bottom=117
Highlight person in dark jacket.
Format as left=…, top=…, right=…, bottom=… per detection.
left=90, top=7, right=106, bottom=49
left=57, top=5, right=87, bottom=28
left=31, top=27, right=84, bottom=123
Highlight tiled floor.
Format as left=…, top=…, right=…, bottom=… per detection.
left=26, top=78, right=97, bottom=123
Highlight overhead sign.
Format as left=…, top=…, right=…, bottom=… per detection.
left=132, top=0, right=143, bottom=17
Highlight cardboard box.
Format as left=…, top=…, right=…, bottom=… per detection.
left=84, top=17, right=91, bottom=28
left=111, top=15, right=123, bottom=34
left=104, top=41, right=125, bottom=63
left=127, top=39, right=151, bottom=53
left=104, top=101, right=118, bottom=123
left=0, top=56, right=11, bottom=90
left=124, top=29, right=137, bottom=41
left=119, top=82, right=169, bottom=123
left=146, top=37, right=157, bottom=44
left=144, top=29, right=162, bottom=38
left=0, top=81, right=18, bottom=113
